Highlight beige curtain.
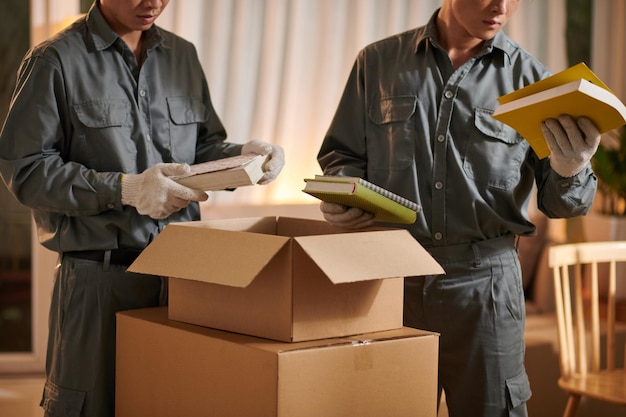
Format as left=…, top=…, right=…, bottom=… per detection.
left=592, top=0, right=626, bottom=102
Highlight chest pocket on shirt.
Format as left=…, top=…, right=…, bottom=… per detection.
left=367, top=95, right=417, bottom=170
left=73, top=99, right=133, bottom=171
left=463, top=108, right=528, bottom=190
left=167, top=97, right=209, bottom=163
left=74, top=99, right=130, bottom=128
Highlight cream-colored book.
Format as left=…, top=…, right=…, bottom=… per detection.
left=172, top=153, right=268, bottom=191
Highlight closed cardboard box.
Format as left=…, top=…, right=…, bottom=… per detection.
left=128, top=217, right=443, bottom=342
left=116, top=307, right=439, bottom=417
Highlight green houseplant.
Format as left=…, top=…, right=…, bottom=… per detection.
left=592, top=126, right=626, bottom=216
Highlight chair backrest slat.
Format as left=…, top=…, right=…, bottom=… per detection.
left=590, top=260, right=600, bottom=372
left=574, top=262, right=587, bottom=375
left=608, top=259, right=616, bottom=371
left=553, top=264, right=570, bottom=376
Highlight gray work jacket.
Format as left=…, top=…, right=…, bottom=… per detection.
left=0, top=4, right=241, bottom=253
left=318, top=11, right=597, bottom=248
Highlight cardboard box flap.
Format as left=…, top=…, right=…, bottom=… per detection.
left=295, top=229, right=444, bottom=284
left=190, top=216, right=279, bottom=234
left=128, top=223, right=290, bottom=287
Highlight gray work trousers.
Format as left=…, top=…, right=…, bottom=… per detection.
left=404, top=235, right=531, bottom=417
left=40, top=254, right=166, bottom=417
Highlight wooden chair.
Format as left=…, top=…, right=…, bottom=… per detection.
left=549, top=241, right=626, bottom=417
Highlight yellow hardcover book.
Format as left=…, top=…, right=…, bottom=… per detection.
left=302, top=176, right=419, bottom=224
left=497, top=62, right=613, bottom=104
left=492, top=63, right=626, bottom=159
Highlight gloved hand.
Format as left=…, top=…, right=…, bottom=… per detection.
left=121, top=163, right=208, bottom=219
left=542, top=115, right=600, bottom=177
left=319, top=201, right=376, bottom=229
left=241, top=140, right=285, bottom=184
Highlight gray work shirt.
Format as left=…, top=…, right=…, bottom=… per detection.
left=318, top=11, right=598, bottom=248
left=0, top=4, right=241, bottom=253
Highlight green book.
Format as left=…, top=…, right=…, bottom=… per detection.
left=302, top=175, right=420, bottom=224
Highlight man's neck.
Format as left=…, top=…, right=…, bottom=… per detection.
left=435, top=10, right=485, bottom=69
left=120, top=31, right=144, bottom=65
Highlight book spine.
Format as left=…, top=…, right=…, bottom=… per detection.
left=353, top=184, right=417, bottom=224
left=358, top=179, right=420, bottom=212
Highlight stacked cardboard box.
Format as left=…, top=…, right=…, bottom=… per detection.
left=116, top=217, right=444, bottom=417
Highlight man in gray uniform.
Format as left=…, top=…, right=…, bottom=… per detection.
left=0, top=1, right=284, bottom=416
left=317, top=1, right=600, bottom=416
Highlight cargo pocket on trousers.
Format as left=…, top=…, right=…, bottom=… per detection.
left=40, top=380, right=86, bottom=417
left=506, top=370, right=532, bottom=412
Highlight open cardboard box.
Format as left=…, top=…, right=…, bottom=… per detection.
left=128, top=217, right=444, bottom=342
left=116, top=307, right=440, bottom=417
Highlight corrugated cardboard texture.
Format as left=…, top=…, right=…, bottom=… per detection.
left=116, top=307, right=439, bottom=417
left=128, top=217, right=444, bottom=342
left=128, top=224, right=289, bottom=287
left=294, top=229, right=443, bottom=283
left=168, top=242, right=295, bottom=342
left=291, top=243, right=402, bottom=341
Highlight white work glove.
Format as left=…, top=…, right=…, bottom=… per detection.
left=121, top=163, right=208, bottom=219
left=319, top=201, right=376, bottom=229
left=542, top=115, right=600, bottom=178
left=241, top=140, right=285, bottom=184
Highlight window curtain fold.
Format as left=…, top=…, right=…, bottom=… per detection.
left=592, top=0, right=626, bottom=102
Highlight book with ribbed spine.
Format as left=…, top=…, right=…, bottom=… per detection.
left=302, top=175, right=420, bottom=224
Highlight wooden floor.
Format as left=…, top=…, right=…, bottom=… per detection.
left=0, top=375, right=44, bottom=417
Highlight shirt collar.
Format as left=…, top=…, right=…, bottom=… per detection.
left=85, top=0, right=165, bottom=52
left=413, top=10, right=438, bottom=54
left=487, top=31, right=515, bottom=61
left=414, top=8, right=513, bottom=62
